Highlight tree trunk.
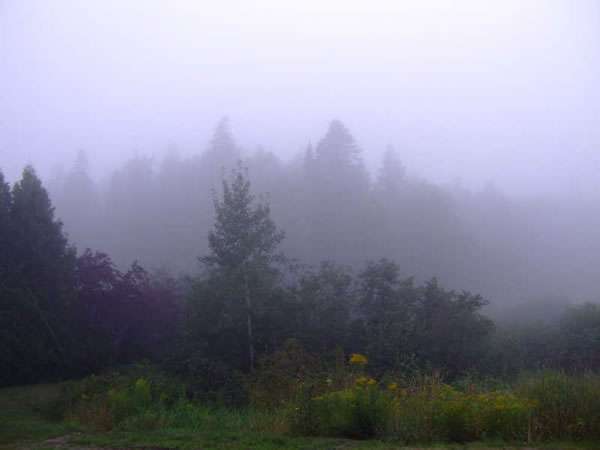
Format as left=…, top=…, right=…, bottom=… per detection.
left=25, top=285, right=64, bottom=355
left=243, top=262, right=254, bottom=371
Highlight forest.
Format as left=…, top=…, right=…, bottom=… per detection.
left=2, top=119, right=600, bottom=447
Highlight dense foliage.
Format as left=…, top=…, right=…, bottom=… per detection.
left=0, top=167, right=179, bottom=385
left=48, top=120, right=600, bottom=312
left=32, top=359, right=600, bottom=445
left=1, top=156, right=599, bottom=393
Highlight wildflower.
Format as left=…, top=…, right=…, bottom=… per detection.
left=349, top=353, right=368, bottom=365
left=388, top=382, right=398, bottom=391
left=367, top=378, right=376, bottom=386
left=355, top=376, right=368, bottom=384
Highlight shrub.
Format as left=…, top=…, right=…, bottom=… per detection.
left=246, top=339, right=324, bottom=410
left=57, top=364, right=182, bottom=430
left=288, top=352, right=389, bottom=440
left=290, top=382, right=389, bottom=439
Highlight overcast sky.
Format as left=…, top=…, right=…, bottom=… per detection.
left=1, top=0, right=599, bottom=194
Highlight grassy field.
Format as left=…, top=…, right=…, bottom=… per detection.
left=2, top=383, right=599, bottom=450
left=0, top=383, right=356, bottom=449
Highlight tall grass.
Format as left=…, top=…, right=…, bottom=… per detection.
left=55, top=361, right=600, bottom=445
left=281, top=356, right=600, bottom=444
left=57, top=365, right=286, bottom=434
left=516, top=370, right=600, bottom=441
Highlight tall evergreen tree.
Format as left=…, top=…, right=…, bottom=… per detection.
left=10, top=165, right=76, bottom=302
left=1, top=166, right=77, bottom=384
left=315, top=120, right=365, bottom=176
left=0, top=169, right=14, bottom=384
left=376, top=145, right=405, bottom=194
left=201, top=117, right=240, bottom=176
left=53, top=150, right=100, bottom=251
left=0, top=169, right=11, bottom=268
left=306, top=120, right=372, bottom=264
left=0, top=169, right=13, bottom=315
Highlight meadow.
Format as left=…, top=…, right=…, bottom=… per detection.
left=2, top=354, right=599, bottom=449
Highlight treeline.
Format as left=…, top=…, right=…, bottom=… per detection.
left=0, top=167, right=179, bottom=385
left=49, top=119, right=600, bottom=311
left=1, top=162, right=599, bottom=389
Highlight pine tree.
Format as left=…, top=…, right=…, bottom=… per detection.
left=306, top=120, right=371, bottom=264
left=0, top=169, right=11, bottom=246
left=10, top=165, right=76, bottom=298
left=1, top=166, right=77, bottom=384
left=315, top=120, right=368, bottom=188
left=201, top=117, right=239, bottom=174
left=202, top=163, right=284, bottom=371
left=0, top=169, right=13, bottom=384
left=54, top=150, right=100, bottom=251
left=0, top=169, right=13, bottom=301
left=377, top=145, right=405, bottom=194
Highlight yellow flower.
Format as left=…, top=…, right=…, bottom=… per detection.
left=367, top=378, right=376, bottom=385
left=349, top=353, right=368, bottom=365
left=355, top=376, right=369, bottom=384
left=388, top=382, right=398, bottom=391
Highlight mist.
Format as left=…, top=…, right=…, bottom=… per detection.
left=2, top=0, right=600, bottom=316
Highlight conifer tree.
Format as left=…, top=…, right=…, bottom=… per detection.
left=0, top=169, right=13, bottom=305
left=54, top=150, right=100, bottom=251
left=10, top=165, right=76, bottom=298
left=201, top=117, right=239, bottom=174
left=315, top=120, right=364, bottom=173
left=1, top=166, right=76, bottom=384
left=377, top=145, right=405, bottom=194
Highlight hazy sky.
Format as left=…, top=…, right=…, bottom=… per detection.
left=1, top=0, right=599, bottom=194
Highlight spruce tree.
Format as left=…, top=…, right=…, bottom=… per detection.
left=307, top=120, right=372, bottom=264
left=315, top=120, right=364, bottom=173
left=0, top=169, right=11, bottom=266
left=201, top=117, right=239, bottom=175
left=1, top=166, right=76, bottom=384
left=0, top=169, right=13, bottom=314
left=377, top=145, right=405, bottom=194
left=10, top=165, right=76, bottom=298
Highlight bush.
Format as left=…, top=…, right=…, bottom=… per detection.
left=57, top=363, right=182, bottom=430
left=246, top=339, right=324, bottom=410
left=290, top=380, right=389, bottom=439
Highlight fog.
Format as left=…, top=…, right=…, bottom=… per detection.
left=2, top=0, right=600, bottom=316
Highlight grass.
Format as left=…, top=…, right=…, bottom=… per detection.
left=1, top=374, right=600, bottom=449
left=0, top=384, right=81, bottom=448
left=0, top=383, right=390, bottom=449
